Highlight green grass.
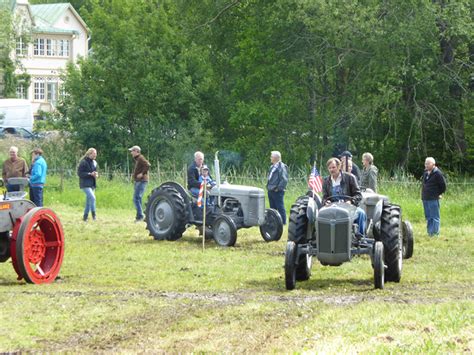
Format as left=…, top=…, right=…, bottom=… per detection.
left=0, top=176, right=472, bottom=352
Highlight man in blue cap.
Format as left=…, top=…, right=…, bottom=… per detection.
left=340, top=150, right=361, bottom=185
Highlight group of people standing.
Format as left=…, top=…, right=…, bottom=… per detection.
left=1, top=145, right=446, bottom=237
left=2, top=146, right=47, bottom=207
left=264, top=150, right=446, bottom=237
left=77, top=146, right=151, bottom=222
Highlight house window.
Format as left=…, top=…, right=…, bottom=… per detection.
left=16, top=85, right=27, bottom=99
left=16, top=37, right=27, bottom=56
left=47, top=81, right=58, bottom=105
left=58, top=40, right=70, bottom=57
left=34, top=78, right=45, bottom=101
left=46, top=39, right=55, bottom=56
left=34, top=38, right=45, bottom=56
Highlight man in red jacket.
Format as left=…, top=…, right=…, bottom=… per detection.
left=129, top=145, right=151, bottom=222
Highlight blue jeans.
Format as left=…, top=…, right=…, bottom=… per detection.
left=29, top=185, right=44, bottom=207
left=355, top=207, right=366, bottom=236
left=133, top=181, right=148, bottom=219
left=268, top=190, right=286, bottom=225
left=190, top=187, right=199, bottom=197
left=81, top=187, right=96, bottom=217
left=423, top=199, right=440, bottom=235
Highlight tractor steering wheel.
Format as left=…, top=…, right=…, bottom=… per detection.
left=323, top=195, right=356, bottom=205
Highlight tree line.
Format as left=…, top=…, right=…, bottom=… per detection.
left=6, top=0, right=474, bottom=174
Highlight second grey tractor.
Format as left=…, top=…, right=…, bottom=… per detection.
left=284, top=190, right=414, bottom=290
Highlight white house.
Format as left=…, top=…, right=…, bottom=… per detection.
left=11, top=0, right=89, bottom=118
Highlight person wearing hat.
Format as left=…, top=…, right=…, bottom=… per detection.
left=129, top=145, right=151, bottom=222
left=340, top=150, right=361, bottom=184
left=29, top=148, right=47, bottom=207
left=198, top=165, right=216, bottom=206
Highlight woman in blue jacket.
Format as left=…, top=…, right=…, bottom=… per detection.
left=77, top=148, right=98, bottom=221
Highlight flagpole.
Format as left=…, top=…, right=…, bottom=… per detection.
left=202, top=177, right=207, bottom=252
left=312, top=161, right=316, bottom=199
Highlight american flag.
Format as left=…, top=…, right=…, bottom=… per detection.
left=197, top=178, right=206, bottom=208
left=308, top=165, right=323, bottom=194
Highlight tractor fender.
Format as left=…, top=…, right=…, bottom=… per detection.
left=306, top=197, right=317, bottom=224
left=158, top=181, right=194, bottom=221
left=372, top=199, right=384, bottom=224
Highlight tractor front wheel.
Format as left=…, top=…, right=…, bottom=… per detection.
left=0, top=232, right=10, bottom=262
left=11, top=207, right=64, bottom=284
left=212, top=215, right=237, bottom=247
left=259, top=208, right=283, bottom=242
left=402, top=220, right=414, bottom=259
left=373, top=241, right=384, bottom=289
left=285, top=241, right=297, bottom=290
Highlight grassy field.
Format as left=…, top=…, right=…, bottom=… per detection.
left=0, top=175, right=473, bottom=352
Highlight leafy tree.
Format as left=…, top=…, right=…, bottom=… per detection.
left=60, top=0, right=214, bottom=167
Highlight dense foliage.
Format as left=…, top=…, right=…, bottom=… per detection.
left=0, top=1, right=15, bottom=98
left=47, top=1, right=474, bottom=172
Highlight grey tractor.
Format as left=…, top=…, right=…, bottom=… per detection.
left=284, top=189, right=414, bottom=290
left=144, top=153, right=283, bottom=246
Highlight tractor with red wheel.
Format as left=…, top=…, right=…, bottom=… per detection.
left=0, top=177, right=64, bottom=284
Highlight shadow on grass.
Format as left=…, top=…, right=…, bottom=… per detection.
left=0, top=278, right=25, bottom=286
left=127, top=232, right=272, bottom=249
left=246, top=275, right=374, bottom=293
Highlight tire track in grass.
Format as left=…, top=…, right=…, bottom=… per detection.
left=21, top=285, right=473, bottom=352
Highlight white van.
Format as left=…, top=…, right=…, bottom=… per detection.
left=0, top=99, right=34, bottom=131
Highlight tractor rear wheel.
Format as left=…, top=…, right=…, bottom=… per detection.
left=373, top=241, right=384, bottom=289
left=296, top=254, right=312, bottom=281
left=213, top=215, right=237, bottom=247
left=288, top=196, right=310, bottom=244
left=145, top=186, right=187, bottom=241
left=381, top=204, right=402, bottom=282
left=285, top=241, right=297, bottom=290
left=402, top=220, right=414, bottom=259
left=11, top=207, right=64, bottom=284
left=259, top=208, right=283, bottom=242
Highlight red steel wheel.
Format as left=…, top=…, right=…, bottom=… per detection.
left=11, top=207, right=65, bottom=284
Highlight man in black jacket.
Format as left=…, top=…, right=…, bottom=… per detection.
left=322, top=157, right=366, bottom=235
left=422, top=157, right=447, bottom=236
left=340, top=150, right=361, bottom=184
left=266, top=151, right=288, bottom=224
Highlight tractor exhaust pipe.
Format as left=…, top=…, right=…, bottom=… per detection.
left=214, top=151, right=221, bottom=207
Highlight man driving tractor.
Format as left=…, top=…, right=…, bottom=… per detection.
left=322, top=157, right=366, bottom=236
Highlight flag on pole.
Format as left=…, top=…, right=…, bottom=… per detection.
left=308, top=165, right=323, bottom=194
left=197, top=178, right=206, bottom=208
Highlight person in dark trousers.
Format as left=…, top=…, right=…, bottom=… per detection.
left=2, top=146, right=28, bottom=192
left=129, top=145, right=151, bottom=222
left=77, top=148, right=98, bottom=221
left=29, top=148, right=47, bottom=206
left=421, top=157, right=446, bottom=237
left=188, top=151, right=205, bottom=197
left=340, top=150, right=361, bottom=184
left=322, top=157, right=366, bottom=235
left=266, top=151, right=288, bottom=225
